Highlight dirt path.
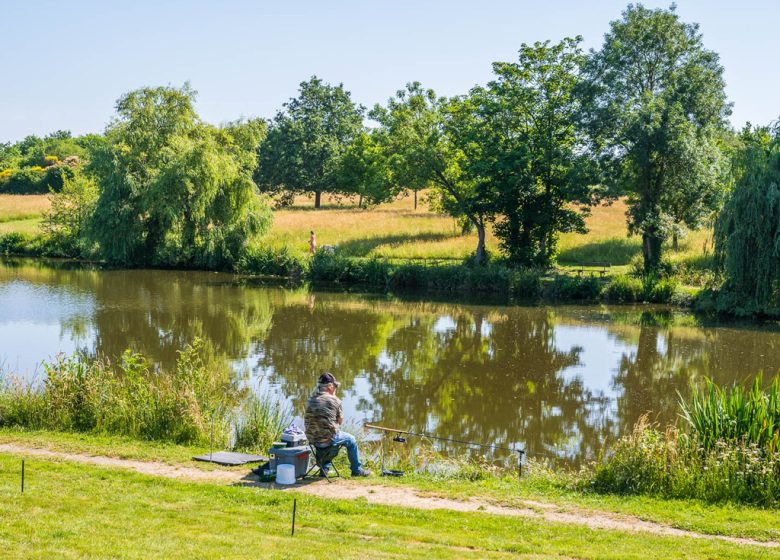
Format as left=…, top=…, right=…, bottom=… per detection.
left=1, top=443, right=776, bottom=549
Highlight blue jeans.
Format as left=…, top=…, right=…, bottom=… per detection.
left=315, top=430, right=362, bottom=474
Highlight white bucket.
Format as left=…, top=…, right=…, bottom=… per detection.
left=276, top=463, right=296, bottom=485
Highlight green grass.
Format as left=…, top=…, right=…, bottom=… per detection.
left=1, top=451, right=776, bottom=559
left=3, top=428, right=780, bottom=545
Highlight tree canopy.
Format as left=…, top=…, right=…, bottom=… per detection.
left=477, top=37, right=600, bottom=267
left=714, top=125, right=780, bottom=315
left=89, top=84, right=271, bottom=268
left=255, top=76, right=364, bottom=208
left=583, top=3, right=730, bottom=272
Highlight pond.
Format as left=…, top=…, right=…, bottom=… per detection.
left=2, top=258, right=780, bottom=465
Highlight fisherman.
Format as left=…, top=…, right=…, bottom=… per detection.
left=304, top=373, right=371, bottom=477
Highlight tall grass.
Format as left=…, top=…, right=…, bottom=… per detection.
left=0, top=340, right=289, bottom=452
left=681, top=375, right=780, bottom=453
left=585, top=375, right=780, bottom=506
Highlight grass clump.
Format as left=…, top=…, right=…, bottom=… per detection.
left=0, top=340, right=288, bottom=451
left=585, top=375, right=780, bottom=507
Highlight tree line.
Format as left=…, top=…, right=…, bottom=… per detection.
left=1, top=3, right=778, bottom=314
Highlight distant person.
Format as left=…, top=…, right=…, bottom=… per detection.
left=309, top=230, right=316, bottom=254
left=304, top=373, right=371, bottom=477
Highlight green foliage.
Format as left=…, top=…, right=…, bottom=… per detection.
left=586, top=375, right=780, bottom=506
left=232, top=392, right=291, bottom=453
left=604, top=275, right=644, bottom=302
left=545, top=275, right=603, bottom=300
left=714, top=125, right=780, bottom=315
left=336, top=131, right=397, bottom=206
left=41, top=173, right=99, bottom=257
left=509, top=268, right=544, bottom=299
left=0, top=130, right=89, bottom=194
left=0, top=340, right=246, bottom=445
left=371, top=83, right=494, bottom=264
left=237, top=244, right=308, bottom=277
left=481, top=37, right=600, bottom=267
left=88, top=84, right=272, bottom=268
left=0, top=167, right=47, bottom=194
left=255, top=76, right=364, bottom=207
left=681, top=375, right=780, bottom=454
left=583, top=4, right=730, bottom=273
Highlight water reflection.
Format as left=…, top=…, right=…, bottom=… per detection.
left=3, top=258, right=780, bottom=464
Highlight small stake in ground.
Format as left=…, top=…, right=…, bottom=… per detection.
left=21, top=459, right=25, bottom=493
left=291, top=499, right=297, bottom=537
left=209, top=412, right=215, bottom=460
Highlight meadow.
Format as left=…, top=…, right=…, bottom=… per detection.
left=0, top=193, right=711, bottom=278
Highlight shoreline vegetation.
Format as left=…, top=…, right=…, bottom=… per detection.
left=0, top=193, right=706, bottom=308
left=2, top=342, right=779, bottom=510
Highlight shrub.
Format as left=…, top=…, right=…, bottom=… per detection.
left=510, top=268, right=543, bottom=299
left=545, top=275, right=603, bottom=300
left=0, top=167, right=46, bottom=194
left=237, top=244, right=308, bottom=278
left=604, top=275, right=643, bottom=303
left=643, top=276, right=678, bottom=303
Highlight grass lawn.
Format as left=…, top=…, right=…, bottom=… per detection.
left=2, top=450, right=776, bottom=559
left=0, top=193, right=711, bottom=277
left=3, top=429, right=780, bottom=547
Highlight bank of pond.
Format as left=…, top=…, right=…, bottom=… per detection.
left=0, top=234, right=694, bottom=307
left=1, top=341, right=779, bottom=507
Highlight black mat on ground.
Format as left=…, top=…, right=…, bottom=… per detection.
left=192, top=452, right=266, bottom=466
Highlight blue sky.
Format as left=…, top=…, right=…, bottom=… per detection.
left=1, top=0, right=778, bottom=143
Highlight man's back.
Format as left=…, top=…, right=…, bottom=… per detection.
left=304, top=390, right=342, bottom=445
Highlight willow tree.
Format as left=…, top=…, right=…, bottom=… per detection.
left=583, top=4, right=730, bottom=272
left=89, top=85, right=271, bottom=268
left=714, top=125, right=780, bottom=315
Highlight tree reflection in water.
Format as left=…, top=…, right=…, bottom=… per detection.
left=5, top=258, right=780, bottom=465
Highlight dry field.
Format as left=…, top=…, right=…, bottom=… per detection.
left=0, top=192, right=710, bottom=267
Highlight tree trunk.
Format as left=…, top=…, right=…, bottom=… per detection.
left=414, top=190, right=418, bottom=211
left=475, top=221, right=486, bottom=265
left=358, top=194, right=363, bottom=209
left=642, top=229, right=663, bottom=273
left=672, top=232, right=679, bottom=251
left=314, top=191, right=321, bottom=209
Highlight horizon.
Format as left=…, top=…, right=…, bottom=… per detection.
left=2, top=0, right=779, bottom=143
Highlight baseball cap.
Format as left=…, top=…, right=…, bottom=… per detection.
left=317, top=372, right=341, bottom=387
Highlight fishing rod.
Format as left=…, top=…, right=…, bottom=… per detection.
left=364, top=423, right=525, bottom=478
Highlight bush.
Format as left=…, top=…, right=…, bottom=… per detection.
left=604, top=275, right=643, bottom=303
left=0, top=167, right=46, bottom=194
left=545, top=275, right=603, bottom=300
left=510, top=268, right=543, bottom=299
left=643, top=276, right=678, bottom=303
left=237, top=245, right=308, bottom=278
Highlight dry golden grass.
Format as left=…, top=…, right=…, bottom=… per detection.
left=0, top=194, right=50, bottom=223
left=0, top=192, right=710, bottom=268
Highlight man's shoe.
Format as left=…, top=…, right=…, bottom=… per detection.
left=352, top=468, right=372, bottom=477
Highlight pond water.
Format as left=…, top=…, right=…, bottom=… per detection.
left=2, top=258, right=780, bottom=465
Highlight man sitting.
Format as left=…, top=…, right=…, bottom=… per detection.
left=304, top=373, right=371, bottom=477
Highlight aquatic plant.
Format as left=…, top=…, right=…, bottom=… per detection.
left=585, top=375, right=780, bottom=506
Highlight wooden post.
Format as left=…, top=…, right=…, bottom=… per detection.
left=21, top=459, right=25, bottom=493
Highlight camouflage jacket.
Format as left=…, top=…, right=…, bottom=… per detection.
left=304, top=387, right=343, bottom=445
